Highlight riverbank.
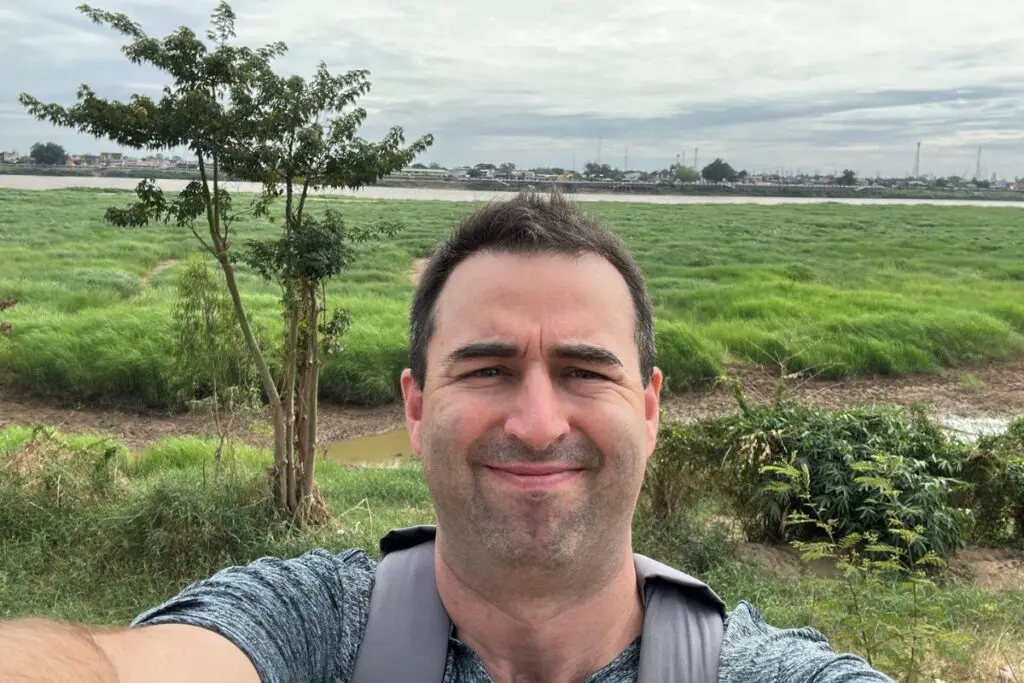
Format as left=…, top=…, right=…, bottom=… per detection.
left=4, top=354, right=1022, bottom=454
left=2, top=170, right=1023, bottom=205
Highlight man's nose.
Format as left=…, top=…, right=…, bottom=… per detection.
left=503, top=367, right=571, bottom=452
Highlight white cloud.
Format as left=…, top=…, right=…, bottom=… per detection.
left=3, top=0, right=1024, bottom=176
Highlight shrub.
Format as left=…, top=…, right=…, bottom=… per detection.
left=169, top=254, right=263, bottom=407
left=101, top=470, right=285, bottom=579
left=649, top=390, right=972, bottom=559
left=964, top=417, right=1024, bottom=545
left=0, top=426, right=126, bottom=544
left=767, top=455, right=974, bottom=681
left=633, top=504, right=734, bottom=577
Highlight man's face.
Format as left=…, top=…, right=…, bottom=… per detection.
left=401, top=252, right=662, bottom=570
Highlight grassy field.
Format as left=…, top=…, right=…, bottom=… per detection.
left=1, top=423, right=1021, bottom=681
left=2, top=188, right=1024, bottom=408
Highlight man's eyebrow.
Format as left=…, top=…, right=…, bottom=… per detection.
left=549, top=343, right=623, bottom=368
left=443, top=341, right=519, bottom=366
left=442, top=341, right=624, bottom=369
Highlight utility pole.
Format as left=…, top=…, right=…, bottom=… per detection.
left=694, top=147, right=699, bottom=170
left=913, top=141, right=921, bottom=178
left=572, top=151, right=576, bottom=174
left=975, top=146, right=983, bottom=181
left=624, top=146, right=628, bottom=171
left=597, top=137, right=602, bottom=166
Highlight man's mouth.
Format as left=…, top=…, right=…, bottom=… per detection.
left=484, top=463, right=585, bottom=490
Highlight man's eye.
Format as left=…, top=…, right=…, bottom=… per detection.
left=465, top=367, right=503, bottom=379
left=565, top=366, right=602, bottom=382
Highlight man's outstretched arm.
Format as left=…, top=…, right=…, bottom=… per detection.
left=719, top=602, right=895, bottom=682
left=2, top=546, right=376, bottom=683
left=0, top=619, right=258, bottom=683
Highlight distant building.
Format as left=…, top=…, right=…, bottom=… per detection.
left=99, top=152, right=124, bottom=166
left=398, top=167, right=449, bottom=179
left=0, top=151, right=20, bottom=163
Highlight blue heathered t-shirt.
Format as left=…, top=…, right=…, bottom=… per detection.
left=130, top=548, right=893, bottom=682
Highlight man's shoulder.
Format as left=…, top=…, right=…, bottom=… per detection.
left=131, top=545, right=380, bottom=629
left=718, top=602, right=893, bottom=682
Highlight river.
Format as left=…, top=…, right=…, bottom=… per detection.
left=3, top=174, right=1024, bottom=208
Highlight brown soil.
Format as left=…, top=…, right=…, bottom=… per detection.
left=2, top=355, right=1023, bottom=451
left=660, top=354, right=1024, bottom=424
left=139, top=259, right=181, bottom=287
left=0, top=391, right=405, bottom=452
left=736, top=542, right=1024, bottom=592
left=948, top=547, right=1024, bottom=593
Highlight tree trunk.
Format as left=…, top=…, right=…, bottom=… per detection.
left=218, top=258, right=288, bottom=509
left=302, top=286, right=319, bottom=502
left=283, top=300, right=300, bottom=514
left=288, top=281, right=327, bottom=526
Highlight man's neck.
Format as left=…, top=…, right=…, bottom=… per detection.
left=434, top=538, right=644, bottom=683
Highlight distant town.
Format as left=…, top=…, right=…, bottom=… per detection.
left=2, top=145, right=1022, bottom=194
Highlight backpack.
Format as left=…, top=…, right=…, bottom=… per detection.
left=351, top=525, right=726, bottom=683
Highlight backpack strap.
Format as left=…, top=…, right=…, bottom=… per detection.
left=350, top=526, right=450, bottom=683
left=634, top=553, right=726, bottom=683
left=351, top=526, right=726, bottom=683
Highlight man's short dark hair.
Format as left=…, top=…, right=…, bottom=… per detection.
left=409, top=191, right=655, bottom=388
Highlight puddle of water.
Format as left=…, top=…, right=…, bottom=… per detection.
left=936, top=415, right=1011, bottom=444
left=325, top=427, right=415, bottom=465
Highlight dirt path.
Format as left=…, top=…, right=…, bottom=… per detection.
left=408, top=258, right=428, bottom=284
left=660, top=354, right=1024, bottom=425
left=2, top=354, right=1022, bottom=451
left=139, top=259, right=181, bottom=288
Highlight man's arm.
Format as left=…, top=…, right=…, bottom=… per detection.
left=0, top=619, right=258, bottom=683
left=2, top=547, right=375, bottom=683
left=718, top=602, right=895, bottom=682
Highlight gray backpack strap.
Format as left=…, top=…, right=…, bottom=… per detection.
left=352, top=526, right=727, bottom=683
left=634, top=553, right=726, bottom=683
left=350, top=526, right=450, bottom=683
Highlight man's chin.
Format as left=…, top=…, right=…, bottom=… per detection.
left=477, top=515, right=585, bottom=569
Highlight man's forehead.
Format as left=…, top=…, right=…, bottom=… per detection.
left=438, top=251, right=628, bottom=297
left=428, top=251, right=637, bottom=360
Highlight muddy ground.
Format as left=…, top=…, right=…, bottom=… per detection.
left=3, top=354, right=1022, bottom=451
left=3, top=356, right=1023, bottom=589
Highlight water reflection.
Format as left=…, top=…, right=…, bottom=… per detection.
left=325, top=427, right=414, bottom=465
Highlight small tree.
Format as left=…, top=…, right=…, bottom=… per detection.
left=674, top=165, right=700, bottom=183
left=837, top=169, right=857, bottom=186
left=29, top=142, right=67, bottom=165
left=701, top=158, right=737, bottom=183
left=171, top=255, right=262, bottom=483
left=20, top=2, right=432, bottom=524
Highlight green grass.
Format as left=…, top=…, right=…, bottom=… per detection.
left=3, top=189, right=1024, bottom=407
left=1, top=424, right=1020, bottom=681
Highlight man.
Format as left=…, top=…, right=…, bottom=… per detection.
left=0, top=192, right=890, bottom=682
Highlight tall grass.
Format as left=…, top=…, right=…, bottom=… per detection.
left=2, top=190, right=1024, bottom=407
left=1, top=423, right=1020, bottom=681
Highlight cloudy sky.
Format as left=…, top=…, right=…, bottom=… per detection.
left=3, top=0, right=1024, bottom=177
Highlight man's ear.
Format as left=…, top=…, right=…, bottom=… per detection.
left=400, top=369, right=423, bottom=456
left=644, top=367, right=663, bottom=457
